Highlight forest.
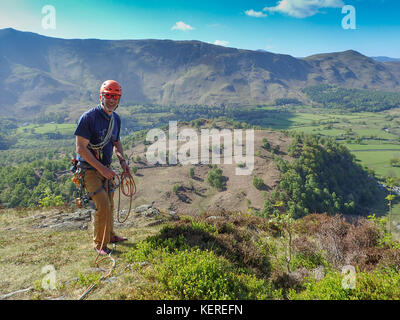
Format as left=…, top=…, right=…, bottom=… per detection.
left=262, top=132, right=384, bottom=218
left=302, top=85, right=400, bottom=112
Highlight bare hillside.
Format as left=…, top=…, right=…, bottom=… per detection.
left=118, top=121, right=292, bottom=215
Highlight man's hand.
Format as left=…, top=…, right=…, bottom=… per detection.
left=99, top=165, right=117, bottom=180
left=120, top=160, right=131, bottom=174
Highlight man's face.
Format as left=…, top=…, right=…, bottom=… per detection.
left=100, top=93, right=120, bottom=113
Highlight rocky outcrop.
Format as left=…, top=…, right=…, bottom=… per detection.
left=32, top=209, right=92, bottom=231
left=30, top=204, right=179, bottom=231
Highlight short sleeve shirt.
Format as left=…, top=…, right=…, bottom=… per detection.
left=74, top=105, right=121, bottom=166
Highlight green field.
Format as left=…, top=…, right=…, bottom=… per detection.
left=237, top=105, right=400, bottom=181
left=16, top=123, right=76, bottom=135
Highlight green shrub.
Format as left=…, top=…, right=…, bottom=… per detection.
left=190, top=219, right=218, bottom=236
left=207, top=166, right=226, bottom=190
left=38, top=187, right=64, bottom=207
left=237, top=162, right=246, bottom=168
left=74, top=272, right=102, bottom=288
left=125, top=243, right=272, bottom=299
left=123, top=221, right=278, bottom=300
left=262, top=138, right=271, bottom=151
left=290, top=252, right=328, bottom=270
left=288, top=268, right=400, bottom=300
left=189, top=167, right=195, bottom=178
left=172, top=184, right=181, bottom=194
left=253, top=176, right=265, bottom=190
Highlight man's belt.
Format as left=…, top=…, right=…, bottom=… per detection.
left=77, top=161, right=111, bottom=170
left=77, top=161, right=96, bottom=171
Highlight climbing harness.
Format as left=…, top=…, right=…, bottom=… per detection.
left=71, top=159, right=102, bottom=208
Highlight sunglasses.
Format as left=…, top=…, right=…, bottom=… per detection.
left=103, top=93, right=121, bottom=100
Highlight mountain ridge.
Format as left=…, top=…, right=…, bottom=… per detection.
left=1, top=28, right=400, bottom=119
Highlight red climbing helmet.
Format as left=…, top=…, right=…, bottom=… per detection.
left=99, top=80, right=122, bottom=97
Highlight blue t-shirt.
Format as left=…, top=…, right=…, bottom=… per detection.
left=74, top=105, right=121, bottom=166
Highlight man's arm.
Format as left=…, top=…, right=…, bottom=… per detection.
left=113, top=140, right=131, bottom=173
left=76, top=135, right=116, bottom=179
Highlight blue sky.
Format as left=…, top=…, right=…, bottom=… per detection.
left=0, top=0, right=399, bottom=58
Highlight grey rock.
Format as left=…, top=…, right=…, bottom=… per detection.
left=70, top=210, right=92, bottom=221
left=49, top=221, right=85, bottom=231
left=135, top=204, right=152, bottom=213
left=103, top=277, right=117, bottom=284
left=146, top=219, right=165, bottom=227
left=288, top=268, right=310, bottom=284
left=205, top=215, right=224, bottom=221
left=169, top=210, right=179, bottom=220
left=144, top=208, right=160, bottom=217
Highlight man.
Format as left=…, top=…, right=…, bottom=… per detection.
left=74, top=80, right=130, bottom=255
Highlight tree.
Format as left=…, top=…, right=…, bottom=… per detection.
left=269, top=210, right=295, bottom=273
left=385, top=177, right=396, bottom=234
left=207, top=166, right=226, bottom=191
left=38, top=187, right=64, bottom=208
left=253, top=176, right=265, bottom=190
left=262, top=138, right=271, bottom=151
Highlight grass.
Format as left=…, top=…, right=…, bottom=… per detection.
left=0, top=207, right=163, bottom=300
left=2, top=206, right=400, bottom=300
left=352, top=151, right=400, bottom=178
left=16, top=123, right=76, bottom=135
left=237, top=105, right=400, bottom=180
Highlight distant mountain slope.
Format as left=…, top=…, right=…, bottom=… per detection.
left=303, top=50, right=400, bottom=90
left=371, top=56, right=400, bottom=62
left=1, top=28, right=400, bottom=119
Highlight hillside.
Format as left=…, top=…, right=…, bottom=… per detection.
left=1, top=119, right=399, bottom=301
left=99, top=119, right=384, bottom=217
left=1, top=206, right=400, bottom=300
left=1, top=28, right=400, bottom=120
left=303, top=50, right=400, bottom=90
left=123, top=123, right=292, bottom=215
left=0, top=119, right=386, bottom=216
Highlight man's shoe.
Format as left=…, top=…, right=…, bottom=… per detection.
left=94, top=246, right=111, bottom=255
left=110, top=235, right=128, bottom=243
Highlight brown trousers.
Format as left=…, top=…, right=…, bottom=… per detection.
left=84, top=170, right=116, bottom=249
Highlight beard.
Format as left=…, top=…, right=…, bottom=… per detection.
left=101, top=99, right=118, bottom=113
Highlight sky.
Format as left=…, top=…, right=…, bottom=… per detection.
left=0, top=0, right=399, bottom=58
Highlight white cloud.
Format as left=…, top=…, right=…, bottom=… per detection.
left=214, top=40, right=229, bottom=46
left=245, top=9, right=267, bottom=18
left=264, top=0, right=344, bottom=18
left=171, top=21, right=194, bottom=31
